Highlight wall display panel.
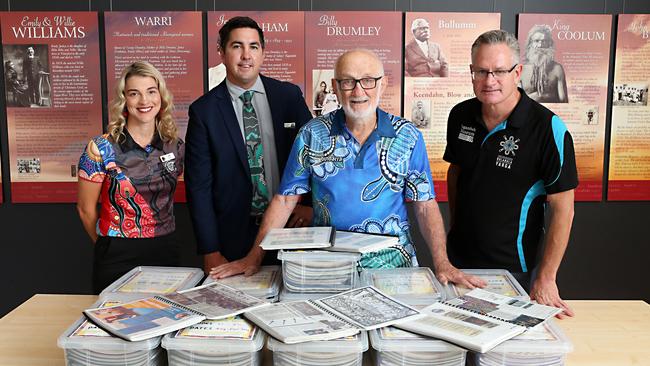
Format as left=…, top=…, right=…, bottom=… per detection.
left=104, top=11, right=204, bottom=202
left=1, top=12, right=102, bottom=202
left=608, top=14, right=650, bottom=200
left=518, top=14, right=612, bottom=201
left=207, top=11, right=305, bottom=92
left=403, top=12, right=500, bottom=201
left=304, top=11, right=402, bottom=117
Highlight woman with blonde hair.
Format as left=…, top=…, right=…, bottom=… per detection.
left=77, top=61, right=184, bottom=293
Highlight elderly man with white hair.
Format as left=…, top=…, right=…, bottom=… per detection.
left=211, top=49, right=485, bottom=290
left=405, top=18, right=449, bottom=77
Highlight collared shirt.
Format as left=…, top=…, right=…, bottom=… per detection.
left=278, top=108, right=436, bottom=265
left=226, top=77, right=280, bottom=196
left=443, top=88, right=578, bottom=273
left=78, top=130, right=184, bottom=238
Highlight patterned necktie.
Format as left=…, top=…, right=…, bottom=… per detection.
left=240, top=90, right=269, bottom=215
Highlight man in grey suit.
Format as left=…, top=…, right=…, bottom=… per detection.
left=405, top=18, right=449, bottom=77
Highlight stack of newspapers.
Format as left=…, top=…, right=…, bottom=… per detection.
left=472, top=320, right=573, bottom=366
left=278, top=250, right=360, bottom=293
left=58, top=298, right=166, bottom=366
left=369, top=326, right=467, bottom=366
left=361, top=267, right=446, bottom=305
left=162, top=316, right=265, bottom=366
left=267, top=332, right=368, bottom=366
left=203, top=265, right=282, bottom=302
left=99, top=266, right=204, bottom=300
left=444, top=269, right=529, bottom=300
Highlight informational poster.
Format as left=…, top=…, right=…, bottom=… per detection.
left=518, top=14, right=612, bottom=201
left=608, top=14, right=650, bottom=200
left=207, top=11, right=305, bottom=92
left=403, top=13, right=500, bottom=201
left=305, top=11, right=402, bottom=117
left=1, top=12, right=102, bottom=202
left=104, top=11, right=204, bottom=202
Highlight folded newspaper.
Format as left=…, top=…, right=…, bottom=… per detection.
left=395, top=288, right=562, bottom=353
left=259, top=227, right=334, bottom=250
left=244, top=286, right=422, bottom=344
left=326, top=231, right=398, bottom=253
left=84, top=282, right=270, bottom=341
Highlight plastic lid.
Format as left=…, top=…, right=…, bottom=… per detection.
left=279, top=287, right=331, bottom=302
left=267, top=331, right=369, bottom=353
left=369, top=327, right=466, bottom=353
left=57, top=298, right=161, bottom=352
left=487, top=320, right=573, bottom=354
left=162, top=316, right=265, bottom=353
left=278, top=250, right=361, bottom=262
left=100, top=266, right=204, bottom=297
left=360, top=267, right=445, bottom=304
left=444, top=269, right=529, bottom=300
left=202, top=265, right=281, bottom=299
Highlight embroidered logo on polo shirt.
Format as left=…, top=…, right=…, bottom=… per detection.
left=499, top=135, right=519, bottom=156
left=496, top=155, right=513, bottom=169
left=458, top=124, right=475, bottom=143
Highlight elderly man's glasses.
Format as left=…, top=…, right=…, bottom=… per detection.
left=471, top=64, right=518, bottom=81
left=336, top=76, right=383, bottom=91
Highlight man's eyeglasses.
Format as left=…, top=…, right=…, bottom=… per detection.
left=336, top=76, right=383, bottom=91
left=471, top=64, right=518, bottom=81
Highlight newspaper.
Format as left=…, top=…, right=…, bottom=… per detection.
left=260, top=227, right=334, bottom=250
left=175, top=316, right=258, bottom=340
left=327, top=231, right=398, bottom=253
left=114, top=270, right=196, bottom=294
left=395, top=288, right=562, bottom=353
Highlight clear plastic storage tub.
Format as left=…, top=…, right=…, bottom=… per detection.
left=57, top=299, right=164, bottom=366
left=100, top=266, right=204, bottom=299
left=162, top=316, right=265, bottom=366
left=445, top=269, right=529, bottom=300
left=472, top=319, right=573, bottom=365
left=278, top=250, right=360, bottom=293
left=369, top=326, right=467, bottom=366
left=361, top=267, right=445, bottom=305
left=267, top=331, right=368, bottom=366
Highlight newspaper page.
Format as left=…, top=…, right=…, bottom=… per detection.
left=370, top=269, right=438, bottom=297
left=114, top=270, right=196, bottom=294
left=244, top=301, right=359, bottom=343
left=204, top=265, right=279, bottom=292
left=70, top=300, right=121, bottom=337
left=396, top=301, right=525, bottom=353
left=176, top=316, right=257, bottom=340
left=448, top=274, right=524, bottom=298
left=445, top=288, right=561, bottom=328
left=260, top=227, right=333, bottom=250
left=316, top=286, right=423, bottom=330
left=328, top=231, right=398, bottom=253
left=163, top=282, right=270, bottom=320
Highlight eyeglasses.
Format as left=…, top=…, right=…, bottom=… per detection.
left=336, top=76, right=383, bottom=91
left=471, top=64, right=518, bottom=81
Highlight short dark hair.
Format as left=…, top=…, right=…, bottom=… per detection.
left=218, top=16, right=265, bottom=51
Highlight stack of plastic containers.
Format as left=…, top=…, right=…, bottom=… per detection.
left=267, top=331, right=368, bottom=366
left=369, top=326, right=467, bottom=366
left=471, top=320, right=573, bottom=365
left=162, top=316, right=265, bottom=366
left=278, top=250, right=360, bottom=301
left=202, top=265, right=282, bottom=302
left=57, top=298, right=165, bottom=366
left=57, top=266, right=204, bottom=366
left=360, top=267, right=445, bottom=306
left=444, top=269, right=528, bottom=300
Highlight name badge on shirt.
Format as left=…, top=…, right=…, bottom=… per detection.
left=160, top=153, right=176, bottom=173
left=284, top=122, right=296, bottom=129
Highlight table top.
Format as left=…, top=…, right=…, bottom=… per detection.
left=0, top=295, right=648, bottom=366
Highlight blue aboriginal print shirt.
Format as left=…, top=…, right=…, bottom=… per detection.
left=279, top=108, right=435, bottom=266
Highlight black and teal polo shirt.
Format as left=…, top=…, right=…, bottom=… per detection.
left=443, top=89, right=578, bottom=273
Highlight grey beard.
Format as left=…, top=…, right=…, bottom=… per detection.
left=526, top=47, right=554, bottom=96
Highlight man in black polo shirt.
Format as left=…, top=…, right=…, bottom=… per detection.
left=443, top=30, right=578, bottom=318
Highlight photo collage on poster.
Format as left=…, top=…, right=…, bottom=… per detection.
left=0, top=11, right=647, bottom=202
